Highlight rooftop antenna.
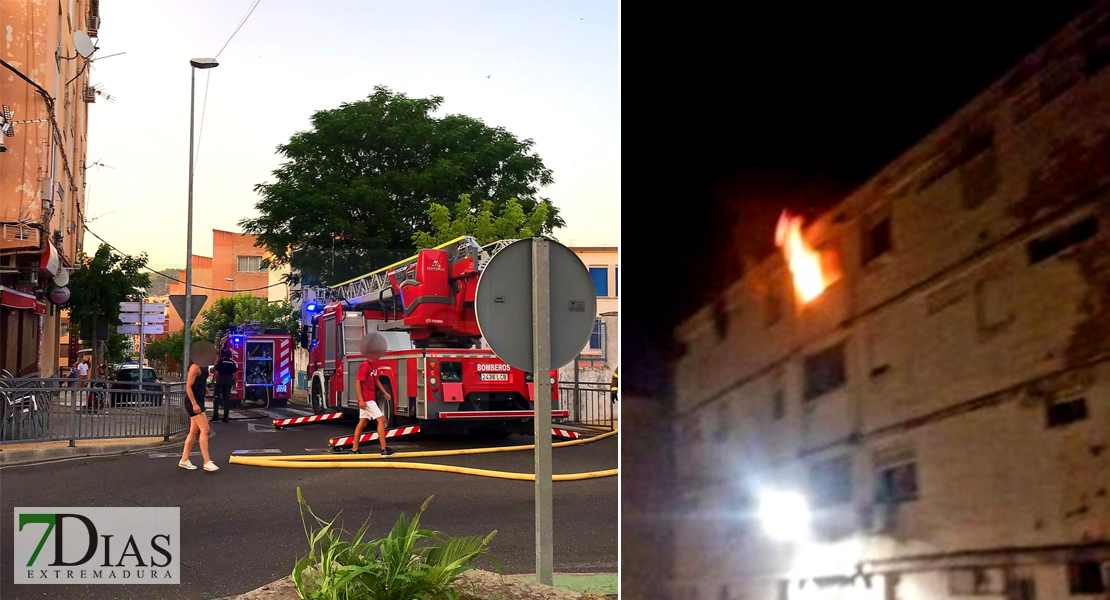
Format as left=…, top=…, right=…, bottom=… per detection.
left=1, top=105, right=51, bottom=139
left=86, top=158, right=115, bottom=171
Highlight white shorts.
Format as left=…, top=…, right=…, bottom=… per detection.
left=359, top=401, right=383, bottom=421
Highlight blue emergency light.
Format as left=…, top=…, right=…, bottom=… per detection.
left=231, top=335, right=244, bottom=345
left=305, top=302, right=317, bottom=312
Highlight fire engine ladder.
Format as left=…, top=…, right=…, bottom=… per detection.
left=324, top=236, right=516, bottom=313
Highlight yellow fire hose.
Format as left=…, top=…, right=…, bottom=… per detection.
left=229, top=430, right=618, bottom=481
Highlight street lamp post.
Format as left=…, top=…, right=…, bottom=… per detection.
left=225, top=277, right=234, bottom=295
left=182, top=57, right=219, bottom=376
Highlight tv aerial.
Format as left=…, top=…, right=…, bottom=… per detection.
left=1, top=105, right=52, bottom=138
left=86, top=158, right=115, bottom=171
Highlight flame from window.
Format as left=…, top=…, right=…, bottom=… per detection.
left=774, top=210, right=827, bottom=303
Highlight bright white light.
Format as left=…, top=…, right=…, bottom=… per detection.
left=758, top=491, right=811, bottom=541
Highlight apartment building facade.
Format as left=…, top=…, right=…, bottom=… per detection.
left=1, top=0, right=101, bottom=376
left=161, top=230, right=270, bottom=334
left=562, top=246, right=619, bottom=384
left=672, top=4, right=1110, bottom=600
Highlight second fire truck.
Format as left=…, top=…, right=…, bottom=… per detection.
left=302, top=237, right=564, bottom=438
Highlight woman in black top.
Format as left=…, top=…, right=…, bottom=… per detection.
left=179, top=341, right=219, bottom=472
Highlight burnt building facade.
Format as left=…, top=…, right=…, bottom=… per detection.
left=671, top=3, right=1110, bottom=599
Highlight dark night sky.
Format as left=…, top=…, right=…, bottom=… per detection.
left=626, top=1, right=1098, bottom=396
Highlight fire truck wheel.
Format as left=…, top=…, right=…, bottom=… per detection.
left=376, top=380, right=396, bottom=428
left=310, top=380, right=325, bottom=415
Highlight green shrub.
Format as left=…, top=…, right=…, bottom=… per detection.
left=293, top=488, right=497, bottom=600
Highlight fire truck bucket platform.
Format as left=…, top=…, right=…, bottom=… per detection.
left=230, top=431, right=618, bottom=481
left=272, top=411, right=347, bottom=429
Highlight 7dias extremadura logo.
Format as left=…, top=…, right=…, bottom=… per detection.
left=14, top=507, right=180, bottom=584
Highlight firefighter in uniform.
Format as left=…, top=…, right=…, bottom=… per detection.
left=611, top=367, right=618, bottom=403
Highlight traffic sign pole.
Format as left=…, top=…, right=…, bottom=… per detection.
left=531, top=238, right=553, bottom=586
left=473, top=237, right=596, bottom=588
left=138, top=303, right=146, bottom=389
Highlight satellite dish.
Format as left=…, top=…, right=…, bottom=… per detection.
left=74, top=31, right=96, bottom=59
left=475, top=239, right=597, bottom=372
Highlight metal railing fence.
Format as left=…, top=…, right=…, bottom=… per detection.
left=1, top=377, right=192, bottom=447
left=557, top=382, right=615, bottom=430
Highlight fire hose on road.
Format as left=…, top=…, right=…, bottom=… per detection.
left=229, top=430, right=618, bottom=481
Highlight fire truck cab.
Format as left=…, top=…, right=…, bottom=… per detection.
left=303, top=237, right=562, bottom=436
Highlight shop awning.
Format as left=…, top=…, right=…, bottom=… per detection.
left=40, top=239, right=61, bottom=277
left=1, top=286, right=46, bottom=314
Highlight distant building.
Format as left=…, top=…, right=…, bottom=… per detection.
left=671, top=4, right=1110, bottom=600
left=1, top=0, right=101, bottom=376
left=560, top=246, right=619, bottom=385
left=162, top=230, right=272, bottom=333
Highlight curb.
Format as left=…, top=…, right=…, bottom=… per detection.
left=556, top=424, right=615, bottom=436
left=0, top=433, right=190, bottom=467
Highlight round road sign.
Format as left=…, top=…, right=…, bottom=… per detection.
left=475, top=239, right=597, bottom=372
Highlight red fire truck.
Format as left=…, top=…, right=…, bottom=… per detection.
left=217, top=323, right=295, bottom=406
left=302, top=237, right=563, bottom=437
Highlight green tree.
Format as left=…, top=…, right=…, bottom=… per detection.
left=240, top=86, right=560, bottom=285
left=105, top=332, right=134, bottom=364
left=194, top=294, right=299, bottom=344
left=412, top=194, right=551, bottom=248
left=63, top=244, right=152, bottom=368
left=146, top=330, right=190, bottom=366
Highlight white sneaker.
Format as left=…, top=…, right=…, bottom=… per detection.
left=203, top=461, right=220, bottom=472
left=178, top=460, right=197, bottom=470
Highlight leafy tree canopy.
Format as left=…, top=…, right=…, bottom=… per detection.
left=105, top=332, right=134, bottom=364
left=412, top=194, right=550, bottom=248
left=240, top=86, right=560, bottom=285
left=63, top=244, right=152, bottom=365
left=146, top=330, right=189, bottom=366
left=194, top=294, right=300, bottom=344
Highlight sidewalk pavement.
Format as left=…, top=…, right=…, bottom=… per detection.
left=0, top=434, right=186, bottom=466
left=506, top=573, right=617, bottom=595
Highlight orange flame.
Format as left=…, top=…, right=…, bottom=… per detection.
left=774, top=210, right=827, bottom=303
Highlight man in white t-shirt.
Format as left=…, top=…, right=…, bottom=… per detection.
left=76, top=359, right=90, bottom=380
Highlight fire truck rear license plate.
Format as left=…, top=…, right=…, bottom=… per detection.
left=478, top=373, right=509, bottom=381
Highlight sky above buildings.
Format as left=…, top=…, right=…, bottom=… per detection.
left=83, top=0, right=619, bottom=270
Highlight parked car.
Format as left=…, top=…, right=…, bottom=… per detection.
left=109, top=366, right=165, bottom=406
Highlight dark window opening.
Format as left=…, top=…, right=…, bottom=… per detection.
left=713, top=300, right=729, bottom=340
left=1067, top=561, right=1106, bottom=594
left=765, top=280, right=784, bottom=326
left=862, top=216, right=892, bottom=264
left=875, top=462, right=918, bottom=504
left=440, top=361, right=463, bottom=383
left=804, top=343, right=847, bottom=400
left=1046, top=396, right=1088, bottom=428
left=1027, top=216, right=1099, bottom=264
left=809, top=455, right=853, bottom=508
left=1086, top=33, right=1110, bottom=76
left=772, top=390, right=785, bottom=420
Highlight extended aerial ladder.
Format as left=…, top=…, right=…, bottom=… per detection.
left=302, top=236, right=516, bottom=347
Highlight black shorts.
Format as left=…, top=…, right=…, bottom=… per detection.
left=185, top=402, right=205, bottom=417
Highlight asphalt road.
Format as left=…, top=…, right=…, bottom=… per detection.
left=0, top=403, right=617, bottom=599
